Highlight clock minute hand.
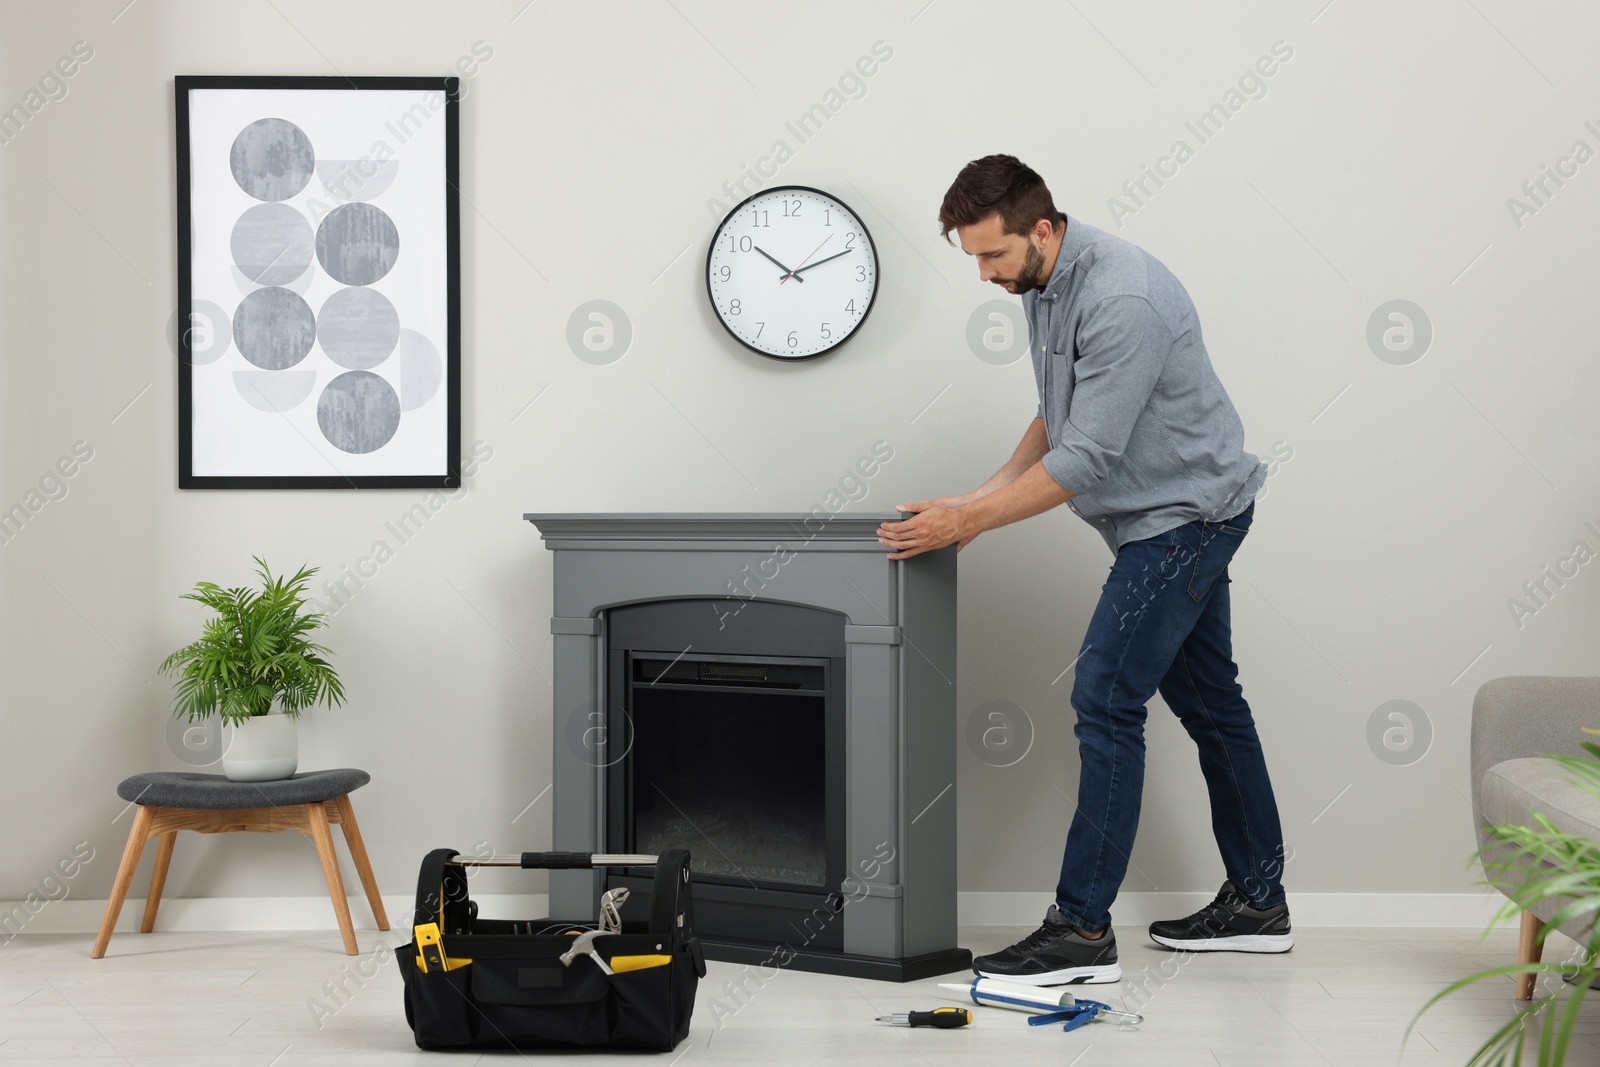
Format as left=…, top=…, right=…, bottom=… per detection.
left=787, top=249, right=853, bottom=277
left=753, top=245, right=804, bottom=283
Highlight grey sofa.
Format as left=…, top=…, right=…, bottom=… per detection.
left=1471, top=675, right=1600, bottom=999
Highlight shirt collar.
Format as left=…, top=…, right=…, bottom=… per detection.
left=1038, top=213, right=1085, bottom=301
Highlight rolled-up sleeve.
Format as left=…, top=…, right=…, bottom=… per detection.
left=1040, top=295, right=1172, bottom=495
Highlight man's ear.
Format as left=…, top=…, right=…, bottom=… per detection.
left=1030, top=216, right=1055, bottom=248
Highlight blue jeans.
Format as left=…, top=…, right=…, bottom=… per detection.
left=1054, top=501, right=1286, bottom=932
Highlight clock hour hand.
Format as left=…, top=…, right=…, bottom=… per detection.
left=787, top=249, right=853, bottom=277
left=753, top=245, right=804, bottom=283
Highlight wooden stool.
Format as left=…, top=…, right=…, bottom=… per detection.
left=92, top=768, right=388, bottom=958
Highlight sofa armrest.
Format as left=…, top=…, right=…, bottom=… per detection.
left=1470, top=675, right=1600, bottom=846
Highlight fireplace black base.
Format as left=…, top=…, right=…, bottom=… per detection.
left=696, top=934, right=973, bottom=983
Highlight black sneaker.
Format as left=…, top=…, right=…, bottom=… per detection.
left=1148, top=881, right=1293, bottom=953
left=971, top=905, right=1121, bottom=986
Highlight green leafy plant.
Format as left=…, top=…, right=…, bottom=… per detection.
left=158, top=556, right=345, bottom=725
left=1408, top=730, right=1600, bottom=1065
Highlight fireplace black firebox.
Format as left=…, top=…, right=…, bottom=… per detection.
left=524, top=512, right=970, bottom=981
left=606, top=599, right=848, bottom=951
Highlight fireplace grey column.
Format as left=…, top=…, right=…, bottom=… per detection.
left=525, top=513, right=969, bottom=980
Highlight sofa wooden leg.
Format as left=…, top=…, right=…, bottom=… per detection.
left=1517, top=910, right=1545, bottom=1000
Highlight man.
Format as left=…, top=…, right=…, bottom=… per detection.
left=878, top=155, right=1291, bottom=986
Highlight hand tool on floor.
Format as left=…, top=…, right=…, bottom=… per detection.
left=875, top=1007, right=972, bottom=1028
left=939, top=978, right=1143, bottom=1027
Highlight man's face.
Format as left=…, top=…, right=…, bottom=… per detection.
left=958, top=213, right=1049, bottom=294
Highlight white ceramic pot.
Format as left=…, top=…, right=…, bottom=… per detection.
left=222, top=711, right=298, bottom=782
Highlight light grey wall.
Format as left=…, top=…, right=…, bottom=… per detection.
left=3, top=0, right=1597, bottom=911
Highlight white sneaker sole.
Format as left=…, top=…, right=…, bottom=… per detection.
left=1149, top=932, right=1294, bottom=953
left=974, top=962, right=1123, bottom=986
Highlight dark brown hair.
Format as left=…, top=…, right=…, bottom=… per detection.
left=938, top=154, right=1062, bottom=243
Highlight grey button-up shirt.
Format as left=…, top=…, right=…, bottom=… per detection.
left=1024, top=214, right=1266, bottom=554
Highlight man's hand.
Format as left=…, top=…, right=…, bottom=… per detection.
left=878, top=501, right=971, bottom=559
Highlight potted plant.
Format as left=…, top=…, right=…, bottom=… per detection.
left=1409, top=730, right=1600, bottom=1064
left=159, top=556, right=345, bottom=782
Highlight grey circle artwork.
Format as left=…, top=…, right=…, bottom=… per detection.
left=230, top=202, right=314, bottom=286
left=318, top=286, right=400, bottom=370
left=233, top=286, right=316, bottom=370
left=565, top=300, right=632, bottom=365
left=965, top=699, right=1035, bottom=768
left=966, top=300, right=1028, bottom=366
left=233, top=370, right=316, bottom=412
left=316, top=202, right=400, bottom=286
left=398, top=328, right=443, bottom=411
left=229, top=117, right=316, bottom=202
left=316, top=370, right=401, bottom=454
left=1366, top=299, right=1433, bottom=366
left=1366, top=699, right=1433, bottom=766
left=317, top=159, right=399, bottom=203
left=168, top=299, right=232, bottom=366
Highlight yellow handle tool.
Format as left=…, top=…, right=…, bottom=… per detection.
left=413, top=923, right=473, bottom=973
left=608, top=953, right=672, bottom=974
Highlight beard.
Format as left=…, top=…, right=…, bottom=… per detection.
left=995, top=241, right=1047, bottom=293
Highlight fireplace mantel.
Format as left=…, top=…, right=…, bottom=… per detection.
left=526, top=512, right=904, bottom=544
left=525, top=511, right=968, bottom=981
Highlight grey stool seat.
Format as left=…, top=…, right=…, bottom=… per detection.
left=94, top=766, right=386, bottom=959
left=116, top=768, right=371, bottom=809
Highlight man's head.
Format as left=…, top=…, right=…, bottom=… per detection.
left=939, top=154, right=1064, bottom=293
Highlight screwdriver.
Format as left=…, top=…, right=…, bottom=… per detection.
left=875, top=1007, right=972, bottom=1028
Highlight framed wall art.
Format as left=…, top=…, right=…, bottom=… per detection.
left=175, top=75, right=460, bottom=488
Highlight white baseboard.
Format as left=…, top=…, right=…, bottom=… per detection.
left=2, top=891, right=1512, bottom=939
left=0, top=894, right=547, bottom=940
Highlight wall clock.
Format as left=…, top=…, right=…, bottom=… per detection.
left=706, top=185, right=878, bottom=361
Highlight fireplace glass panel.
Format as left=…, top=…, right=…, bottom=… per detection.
left=629, top=680, right=827, bottom=888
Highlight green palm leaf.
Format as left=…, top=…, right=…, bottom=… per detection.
left=158, top=556, right=344, bottom=726
left=1409, top=728, right=1600, bottom=1064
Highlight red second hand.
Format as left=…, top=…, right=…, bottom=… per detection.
left=780, top=234, right=834, bottom=285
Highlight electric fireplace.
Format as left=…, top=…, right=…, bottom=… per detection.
left=524, top=512, right=969, bottom=981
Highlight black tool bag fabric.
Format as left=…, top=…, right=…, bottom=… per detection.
left=397, top=848, right=703, bottom=1052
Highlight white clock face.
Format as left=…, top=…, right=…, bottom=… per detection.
left=707, top=186, right=878, bottom=360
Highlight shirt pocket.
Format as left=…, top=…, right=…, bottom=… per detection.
left=1050, top=331, right=1080, bottom=408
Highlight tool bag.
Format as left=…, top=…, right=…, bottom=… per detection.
left=397, top=848, right=704, bottom=1052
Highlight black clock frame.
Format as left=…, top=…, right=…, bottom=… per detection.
left=705, top=184, right=879, bottom=362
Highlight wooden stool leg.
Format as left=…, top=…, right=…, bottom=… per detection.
left=92, top=805, right=153, bottom=958
left=140, top=832, right=177, bottom=933
left=1518, top=910, right=1545, bottom=1000
left=334, top=795, right=388, bottom=931
left=307, top=802, right=358, bottom=955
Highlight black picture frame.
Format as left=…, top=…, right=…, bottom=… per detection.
left=175, top=75, right=461, bottom=489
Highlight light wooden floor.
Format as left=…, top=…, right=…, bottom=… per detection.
left=2, top=924, right=1597, bottom=1065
